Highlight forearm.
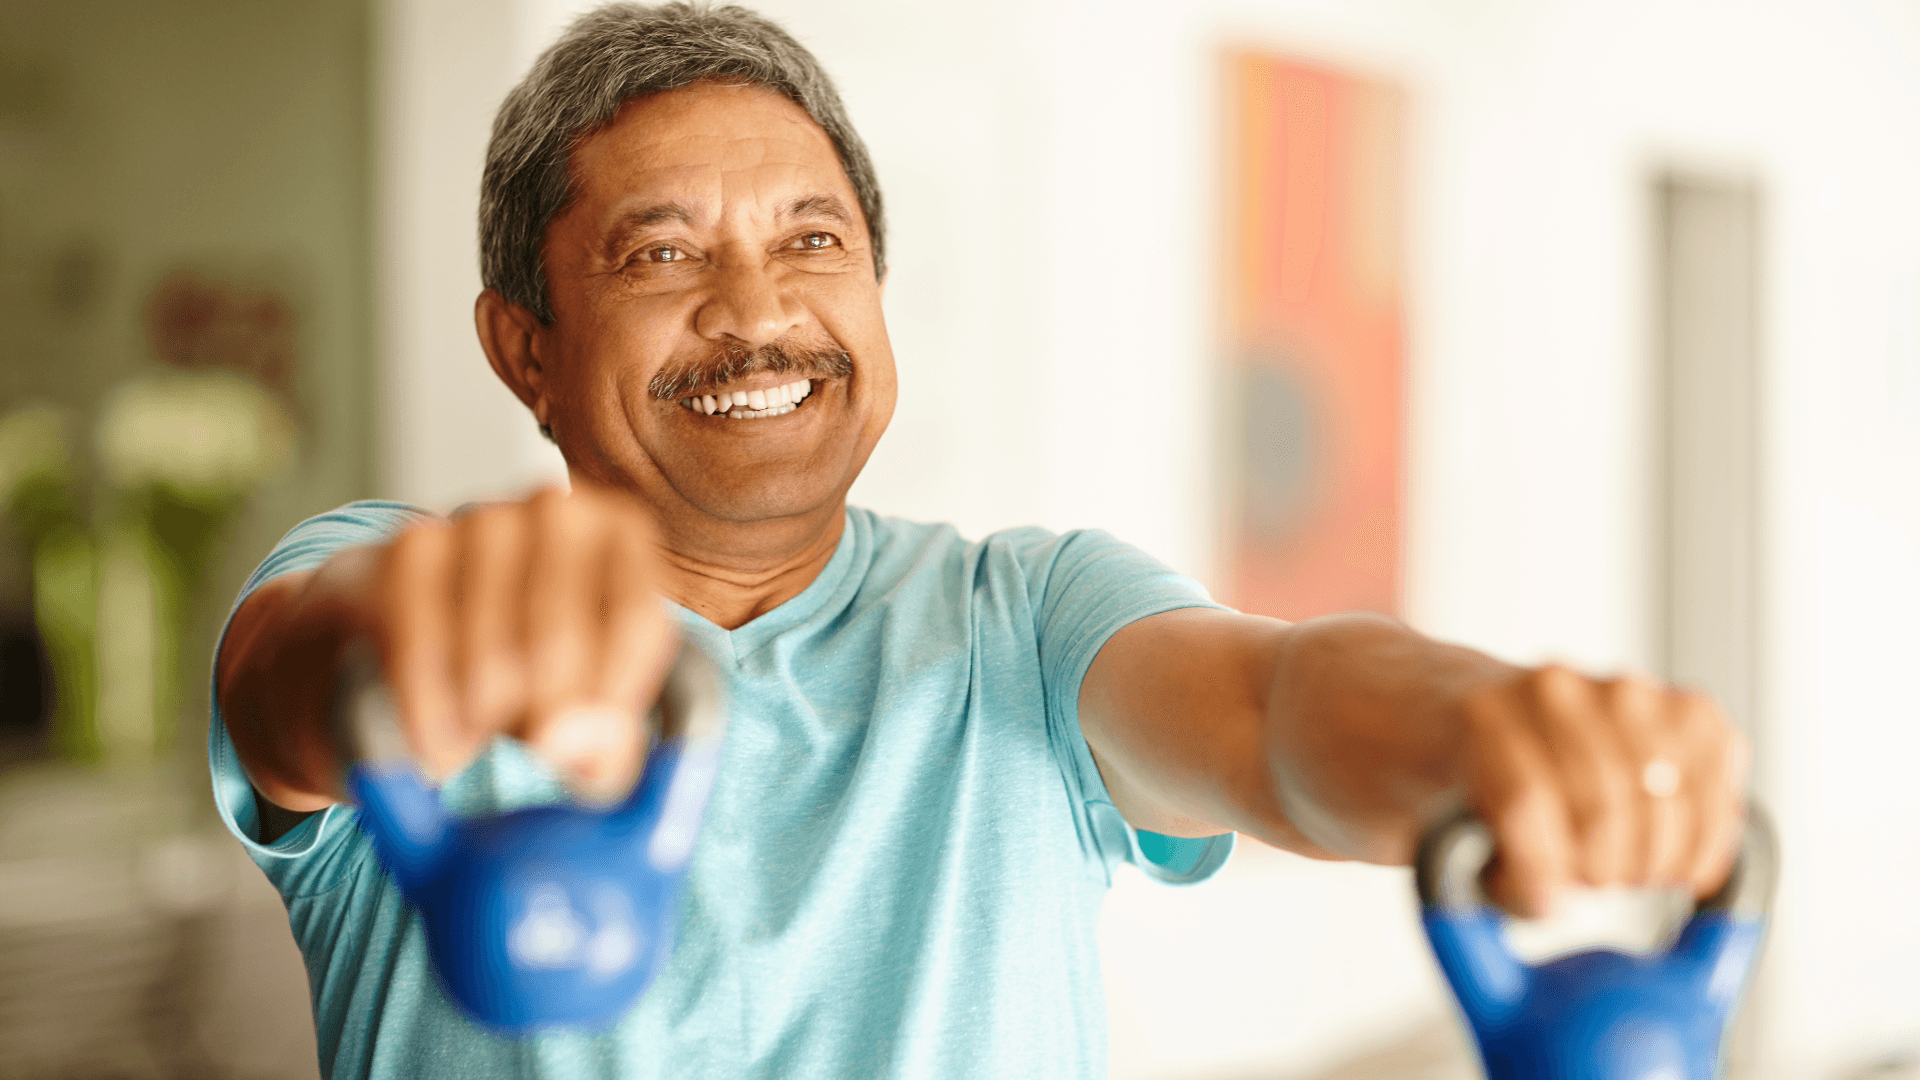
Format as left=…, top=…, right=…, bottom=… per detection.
left=1089, top=605, right=1744, bottom=910
left=217, top=548, right=376, bottom=811
left=1260, top=613, right=1519, bottom=864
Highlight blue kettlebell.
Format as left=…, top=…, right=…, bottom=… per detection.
left=337, top=644, right=728, bottom=1034
left=1417, top=807, right=1776, bottom=1080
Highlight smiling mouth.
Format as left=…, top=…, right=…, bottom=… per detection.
left=678, top=377, right=815, bottom=419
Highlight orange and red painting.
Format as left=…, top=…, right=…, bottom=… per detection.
left=1225, top=52, right=1405, bottom=620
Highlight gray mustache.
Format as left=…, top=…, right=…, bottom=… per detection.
left=649, top=339, right=853, bottom=401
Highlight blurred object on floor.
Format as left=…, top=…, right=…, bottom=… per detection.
left=1287, top=1019, right=1478, bottom=1080
left=0, top=759, right=318, bottom=1080
left=1190, top=1018, right=1478, bottom=1080
left=1840, top=1054, right=1920, bottom=1080
left=1102, top=838, right=1455, bottom=1080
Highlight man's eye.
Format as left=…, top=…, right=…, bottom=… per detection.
left=791, top=232, right=839, bottom=251
left=643, top=246, right=684, bottom=263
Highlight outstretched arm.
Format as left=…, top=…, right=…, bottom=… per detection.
left=1078, top=608, right=1747, bottom=916
left=218, top=487, right=676, bottom=819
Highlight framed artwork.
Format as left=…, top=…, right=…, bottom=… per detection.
left=1223, top=51, right=1406, bottom=620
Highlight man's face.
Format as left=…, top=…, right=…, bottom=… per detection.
left=527, top=81, right=894, bottom=529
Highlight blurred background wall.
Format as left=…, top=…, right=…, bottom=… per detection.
left=4, top=0, right=1919, bottom=1078
left=1, top=1, right=371, bottom=1077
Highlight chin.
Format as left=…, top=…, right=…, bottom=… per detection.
left=679, top=474, right=846, bottom=525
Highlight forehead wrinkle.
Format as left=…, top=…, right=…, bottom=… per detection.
left=712, top=159, right=851, bottom=233
left=575, top=115, right=856, bottom=256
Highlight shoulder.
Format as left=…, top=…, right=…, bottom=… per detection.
left=248, top=500, right=436, bottom=590
left=846, top=507, right=969, bottom=581
left=278, top=500, right=434, bottom=547
left=834, top=509, right=972, bottom=618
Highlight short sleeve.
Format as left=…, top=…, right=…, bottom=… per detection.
left=998, top=527, right=1236, bottom=886
left=206, top=500, right=433, bottom=896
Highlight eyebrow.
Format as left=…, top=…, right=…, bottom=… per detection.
left=779, top=194, right=855, bottom=227
left=601, top=194, right=855, bottom=256
left=602, top=201, right=700, bottom=255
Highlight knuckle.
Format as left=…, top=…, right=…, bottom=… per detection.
left=463, top=502, right=520, bottom=544
left=1484, top=768, right=1557, bottom=823
left=1528, top=663, right=1594, bottom=713
left=1592, top=760, right=1637, bottom=810
left=527, top=488, right=571, bottom=532
left=1726, top=725, right=1753, bottom=774
left=1672, top=687, right=1724, bottom=729
left=1529, top=663, right=1572, bottom=694
left=1609, top=672, right=1658, bottom=712
left=1457, top=683, right=1508, bottom=731
left=388, top=519, right=446, bottom=565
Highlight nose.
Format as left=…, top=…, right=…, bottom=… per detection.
left=694, top=251, right=804, bottom=347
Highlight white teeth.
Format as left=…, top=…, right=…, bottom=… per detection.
left=682, top=380, right=818, bottom=418
left=726, top=403, right=797, bottom=420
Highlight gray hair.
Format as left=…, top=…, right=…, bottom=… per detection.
left=480, top=2, right=886, bottom=324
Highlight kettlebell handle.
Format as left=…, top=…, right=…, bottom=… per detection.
left=1415, top=801, right=1778, bottom=922
left=332, top=640, right=725, bottom=792
left=334, top=642, right=729, bottom=1032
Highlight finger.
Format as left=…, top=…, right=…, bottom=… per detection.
left=378, top=520, right=472, bottom=778
left=1531, top=666, right=1639, bottom=887
left=551, top=520, right=657, bottom=802
left=1679, top=696, right=1749, bottom=897
left=450, top=505, right=531, bottom=741
left=1466, top=685, right=1574, bottom=918
left=1605, top=675, right=1689, bottom=886
left=520, top=490, right=647, bottom=800
left=539, top=706, right=636, bottom=804
left=597, top=507, right=673, bottom=714
left=522, top=488, right=600, bottom=724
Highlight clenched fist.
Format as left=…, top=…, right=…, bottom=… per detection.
left=220, top=485, right=678, bottom=814
left=1463, top=665, right=1749, bottom=917
left=1260, top=614, right=1748, bottom=918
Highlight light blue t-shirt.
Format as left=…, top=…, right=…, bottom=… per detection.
left=209, top=502, right=1233, bottom=1080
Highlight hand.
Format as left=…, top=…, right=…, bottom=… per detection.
left=1461, top=665, right=1749, bottom=917
left=356, top=485, right=676, bottom=800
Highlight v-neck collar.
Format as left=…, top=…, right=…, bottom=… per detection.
left=668, top=509, right=860, bottom=665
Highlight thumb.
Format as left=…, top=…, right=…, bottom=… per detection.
left=526, top=705, right=647, bottom=805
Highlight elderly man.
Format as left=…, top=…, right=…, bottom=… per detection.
left=212, top=3, right=1747, bottom=1078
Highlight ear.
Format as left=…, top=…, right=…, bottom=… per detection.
left=475, top=289, right=552, bottom=428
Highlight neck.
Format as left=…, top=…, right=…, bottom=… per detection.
left=651, top=500, right=848, bottom=630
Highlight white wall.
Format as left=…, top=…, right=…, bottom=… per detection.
left=383, top=1, right=1920, bottom=1076
left=377, top=0, right=569, bottom=510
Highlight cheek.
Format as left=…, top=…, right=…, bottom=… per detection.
left=559, top=301, right=687, bottom=409
left=809, top=285, right=891, bottom=371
